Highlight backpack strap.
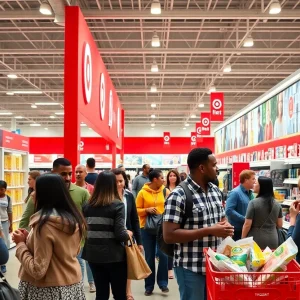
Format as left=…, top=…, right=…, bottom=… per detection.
left=7, top=195, right=11, bottom=207
left=163, top=187, right=166, bottom=198
left=178, top=181, right=194, bottom=228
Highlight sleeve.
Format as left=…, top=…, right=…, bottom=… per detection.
left=287, top=215, right=300, bottom=250
left=114, top=202, right=130, bottom=242
left=225, top=191, right=245, bottom=224
left=82, top=189, right=90, bottom=207
left=278, top=206, right=283, bottom=218
left=7, top=196, right=12, bottom=214
left=136, top=190, right=147, bottom=217
left=19, top=197, right=35, bottom=230
left=245, top=201, right=255, bottom=219
left=132, top=177, right=138, bottom=199
left=15, top=226, right=54, bottom=280
left=163, top=190, right=185, bottom=225
left=130, top=195, right=142, bottom=245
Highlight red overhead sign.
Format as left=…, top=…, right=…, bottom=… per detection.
left=163, top=132, right=171, bottom=147
left=0, top=130, right=29, bottom=152
left=191, top=132, right=197, bottom=148
left=196, top=122, right=202, bottom=139
left=200, top=112, right=211, bottom=136
left=210, top=92, right=224, bottom=121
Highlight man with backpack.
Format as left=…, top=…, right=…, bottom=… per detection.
left=162, top=148, right=234, bottom=300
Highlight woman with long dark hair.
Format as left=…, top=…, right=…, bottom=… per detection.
left=12, top=174, right=87, bottom=300
left=82, top=171, right=130, bottom=300
left=24, top=170, right=40, bottom=203
left=242, top=176, right=283, bottom=249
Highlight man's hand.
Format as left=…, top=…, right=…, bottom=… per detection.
left=138, top=245, right=144, bottom=253
left=146, top=207, right=157, bottom=215
left=210, top=222, right=234, bottom=238
left=12, top=230, right=26, bottom=244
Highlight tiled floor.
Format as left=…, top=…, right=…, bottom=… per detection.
left=4, top=248, right=180, bottom=299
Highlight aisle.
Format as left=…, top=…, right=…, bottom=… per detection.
left=5, top=248, right=179, bottom=300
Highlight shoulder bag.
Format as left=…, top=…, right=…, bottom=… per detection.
left=0, top=271, right=20, bottom=300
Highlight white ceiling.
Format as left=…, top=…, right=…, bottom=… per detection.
left=0, top=0, right=300, bottom=132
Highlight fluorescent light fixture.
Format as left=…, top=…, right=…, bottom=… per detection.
left=39, top=2, right=52, bottom=15
left=44, top=128, right=48, bottom=130
left=151, top=114, right=156, bottom=118
left=183, top=127, right=186, bottom=130
left=269, top=0, right=281, bottom=14
left=151, top=0, right=161, bottom=14
left=223, top=64, right=232, bottom=73
left=151, top=60, right=159, bottom=72
left=55, top=112, right=64, bottom=115
left=185, top=123, right=190, bottom=127
left=243, top=35, right=254, bottom=47
left=31, top=104, right=37, bottom=108
left=0, top=124, right=2, bottom=127
left=151, top=127, right=155, bottom=130
left=198, top=103, right=205, bottom=108
left=151, top=31, right=160, bottom=47
left=7, top=74, right=18, bottom=79
left=208, top=85, right=216, bottom=94
left=151, top=103, right=157, bottom=108
left=190, top=114, right=196, bottom=118
left=80, top=123, right=87, bottom=127
left=151, top=123, right=155, bottom=127
left=6, top=92, right=14, bottom=95
left=30, top=123, right=41, bottom=127
left=50, top=115, right=56, bottom=119
left=14, top=116, right=23, bottom=119
left=13, top=91, right=43, bottom=95
left=35, top=102, right=60, bottom=105
left=0, top=112, right=12, bottom=115
left=150, top=83, right=157, bottom=93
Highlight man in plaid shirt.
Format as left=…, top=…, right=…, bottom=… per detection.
left=163, top=148, right=234, bottom=300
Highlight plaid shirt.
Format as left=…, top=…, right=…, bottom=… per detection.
left=163, top=175, right=225, bottom=274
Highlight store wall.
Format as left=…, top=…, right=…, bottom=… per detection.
left=29, top=136, right=215, bottom=155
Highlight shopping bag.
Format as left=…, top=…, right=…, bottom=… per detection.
left=0, top=271, right=20, bottom=300
left=125, top=237, right=152, bottom=280
left=144, top=214, right=162, bottom=235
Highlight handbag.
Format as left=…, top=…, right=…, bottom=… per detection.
left=125, top=236, right=152, bottom=280
left=0, top=271, right=20, bottom=300
left=144, top=214, right=162, bottom=236
left=277, top=228, right=287, bottom=246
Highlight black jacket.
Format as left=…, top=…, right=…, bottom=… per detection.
left=124, top=190, right=142, bottom=245
left=82, top=200, right=129, bottom=264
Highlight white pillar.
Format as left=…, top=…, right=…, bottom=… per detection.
left=10, top=117, right=16, bottom=131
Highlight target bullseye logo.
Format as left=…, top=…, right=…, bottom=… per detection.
left=212, top=99, right=222, bottom=110
left=164, top=136, right=170, bottom=142
left=109, top=90, right=113, bottom=128
left=202, top=118, right=210, bottom=127
left=100, top=73, right=105, bottom=120
left=117, top=107, right=120, bottom=138
left=196, top=127, right=201, bottom=135
left=83, top=43, right=92, bottom=104
left=191, top=136, right=196, bottom=142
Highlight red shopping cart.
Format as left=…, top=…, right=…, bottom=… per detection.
left=205, top=249, right=300, bottom=300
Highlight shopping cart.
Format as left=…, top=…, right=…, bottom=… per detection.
left=205, top=249, right=300, bottom=300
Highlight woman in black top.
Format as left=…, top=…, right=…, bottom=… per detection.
left=82, top=171, right=131, bottom=300
left=112, top=169, right=142, bottom=300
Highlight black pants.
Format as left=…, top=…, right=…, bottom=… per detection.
left=89, top=261, right=127, bottom=300
left=233, top=229, right=242, bottom=241
left=168, top=256, right=173, bottom=271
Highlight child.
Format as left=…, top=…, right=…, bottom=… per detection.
left=0, top=180, right=12, bottom=274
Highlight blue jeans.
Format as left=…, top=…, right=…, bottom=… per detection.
left=174, top=267, right=206, bottom=300
left=77, top=248, right=94, bottom=283
left=1, top=221, right=10, bottom=249
left=141, top=229, right=168, bottom=292
left=0, top=238, right=9, bottom=266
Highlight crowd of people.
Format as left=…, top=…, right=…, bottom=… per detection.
left=0, top=148, right=300, bottom=300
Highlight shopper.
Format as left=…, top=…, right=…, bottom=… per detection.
left=225, top=170, right=256, bottom=241
left=0, top=180, right=12, bottom=274
left=165, top=169, right=180, bottom=280
left=82, top=171, right=130, bottom=300
left=85, top=157, right=98, bottom=185
left=118, top=164, right=126, bottom=172
left=112, top=168, right=143, bottom=300
left=163, top=148, right=234, bottom=300
left=179, top=172, right=187, bottom=182
left=0, top=223, right=9, bottom=266
left=126, top=174, right=132, bottom=191
left=132, top=164, right=151, bottom=198
left=75, top=164, right=94, bottom=194
left=288, top=199, right=300, bottom=263
left=19, top=158, right=90, bottom=229
left=13, top=174, right=86, bottom=300
left=25, top=170, right=40, bottom=203
left=136, top=169, right=170, bottom=296
left=241, top=177, right=283, bottom=249
left=74, top=164, right=95, bottom=293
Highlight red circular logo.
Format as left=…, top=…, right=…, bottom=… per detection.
left=83, top=43, right=92, bottom=104
left=212, top=99, right=222, bottom=110
left=191, top=136, right=196, bottom=142
left=202, top=118, right=210, bottom=127
left=100, top=73, right=105, bottom=120
left=196, top=127, right=201, bottom=134
left=164, top=136, right=170, bottom=142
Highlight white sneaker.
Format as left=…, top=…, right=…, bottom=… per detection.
left=89, top=283, right=96, bottom=293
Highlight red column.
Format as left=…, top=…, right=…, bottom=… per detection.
left=64, top=8, right=80, bottom=176
left=112, top=143, right=117, bottom=169
left=120, top=109, right=125, bottom=162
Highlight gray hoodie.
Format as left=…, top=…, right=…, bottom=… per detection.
left=132, top=174, right=149, bottom=198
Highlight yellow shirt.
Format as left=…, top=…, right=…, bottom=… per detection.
left=136, top=183, right=170, bottom=228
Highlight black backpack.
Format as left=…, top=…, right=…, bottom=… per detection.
left=157, top=181, right=194, bottom=257
left=0, top=271, right=20, bottom=300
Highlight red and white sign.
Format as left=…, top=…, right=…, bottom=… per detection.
left=94, top=154, right=112, bottom=163
left=191, top=132, right=197, bottom=148
left=163, top=132, right=171, bottom=147
left=33, top=155, right=53, bottom=163
left=200, top=112, right=211, bottom=136
left=210, top=92, right=224, bottom=121
left=83, top=43, right=92, bottom=104
left=196, top=122, right=202, bottom=139
left=0, top=130, right=29, bottom=152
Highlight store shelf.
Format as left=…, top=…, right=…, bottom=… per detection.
left=281, top=200, right=294, bottom=206
left=218, top=164, right=232, bottom=170
left=283, top=178, right=299, bottom=185
left=284, top=158, right=300, bottom=165
left=4, top=169, right=27, bottom=172
left=7, top=186, right=25, bottom=189
left=12, top=202, right=25, bottom=206
left=283, top=221, right=290, bottom=230
left=250, top=160, right=271, bottom=168
left=273, top=186, right=289, bottom=190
